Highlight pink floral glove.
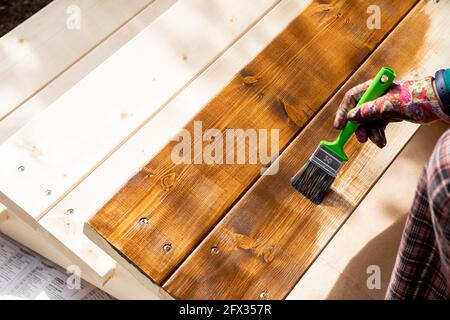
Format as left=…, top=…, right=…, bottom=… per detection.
left=334, top=77, right=449, bottom=148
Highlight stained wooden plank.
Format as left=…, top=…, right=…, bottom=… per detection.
left=0, top=0, right=154, bottom=121
left=0, top=0, right=280, bottom=225
left=87, top=0, right=417, bottom=286
left=164, top=0, right=450, bottom=299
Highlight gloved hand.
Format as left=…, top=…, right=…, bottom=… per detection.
left=334, top=76, right=446, bottom=148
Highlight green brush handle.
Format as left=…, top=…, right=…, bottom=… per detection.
left=320, top=67, right=396, bottom=161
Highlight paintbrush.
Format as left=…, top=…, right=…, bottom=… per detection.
left=291, top=67, right=396, bottom=204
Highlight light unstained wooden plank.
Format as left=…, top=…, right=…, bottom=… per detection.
left=0, top=0, right=177, bottom=144
left=163, top=0, right=450, bottom=299
left=0, top=0, right=177, bottom=285
left=0, top=0, right=154, bottom=121
left=48, top=0, right=312, bottom=295
left=0, top=0, right=280, bottom=225
left=0, top=210, right=114, bottom=290
left=286, top=256, right=374, bottom=300
left=0, top=211, right=161, bottom=299
left=86, top=0, right=417, bottom=286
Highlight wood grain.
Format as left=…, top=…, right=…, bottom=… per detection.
left=87, top=0, right=417, bottom=285
left=164, top=0, right=450, bottom=299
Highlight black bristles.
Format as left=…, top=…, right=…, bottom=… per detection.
left=291, top=161, right=335, bottom=204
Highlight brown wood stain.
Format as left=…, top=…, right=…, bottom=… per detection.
left=88, top=0, right=419, bottom=289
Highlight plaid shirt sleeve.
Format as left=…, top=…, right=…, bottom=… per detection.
left=386, top=128, right=450, bottom=300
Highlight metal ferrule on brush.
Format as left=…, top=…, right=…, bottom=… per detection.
left=309, top=145, right=345, bottom=178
